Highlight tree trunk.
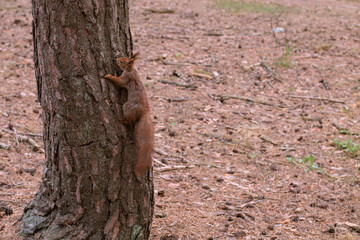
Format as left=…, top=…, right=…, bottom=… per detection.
left=20, top=1, right=154, bottom=239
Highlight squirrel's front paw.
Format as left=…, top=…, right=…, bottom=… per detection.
left=105, top=74, right=112, bottom=80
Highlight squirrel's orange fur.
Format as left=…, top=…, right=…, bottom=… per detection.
left=105, top=52, right=154, bottom=178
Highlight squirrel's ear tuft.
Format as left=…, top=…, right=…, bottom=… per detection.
left=131, top=51, right=140, bottom=60
left=128, top=51, right=140, bottom=66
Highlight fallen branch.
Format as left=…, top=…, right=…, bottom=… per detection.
left=208, top=93, right=286, bottom=108
left=288, top=95, right=345, bottom=104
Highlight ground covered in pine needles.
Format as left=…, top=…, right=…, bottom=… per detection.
left=1, top=0, right=360, bottom=239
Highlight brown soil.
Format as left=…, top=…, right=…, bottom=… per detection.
left=1, top=0, right=360, bottom=239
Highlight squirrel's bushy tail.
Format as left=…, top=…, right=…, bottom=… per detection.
left=134, top=113, right=154, bottom=177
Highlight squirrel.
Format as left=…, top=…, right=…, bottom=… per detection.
left=105, top=52, right=154, bottom=178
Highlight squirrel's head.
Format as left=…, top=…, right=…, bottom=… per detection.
left=116, top=57, right=129, bottom=70
left=116, top=52, right=139, bottom=71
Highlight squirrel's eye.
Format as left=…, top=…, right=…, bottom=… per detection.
left=120, top=61, right=123, bottom=64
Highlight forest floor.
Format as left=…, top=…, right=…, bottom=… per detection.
left=1, top=0, right=360, bottom=239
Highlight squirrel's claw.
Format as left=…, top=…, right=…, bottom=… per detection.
left=120, top=118, right=130, bottom=125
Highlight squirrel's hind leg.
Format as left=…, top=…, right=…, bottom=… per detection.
left=121, top=101, right=142, bottom=124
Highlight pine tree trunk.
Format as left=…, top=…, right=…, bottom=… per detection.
left=20, top=1, right=154, bottom=239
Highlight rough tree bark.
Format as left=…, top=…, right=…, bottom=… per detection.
left=20, top=1, right=154, bottom=239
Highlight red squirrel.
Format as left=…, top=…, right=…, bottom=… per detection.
left=105, top=52, right=154, bottom=177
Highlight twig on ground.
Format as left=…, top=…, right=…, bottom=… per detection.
left=332, top=122, right=358, bottom=135
left=332, top=122, right=345, bottom=132
left=270, top=14, right=282, bottom=45
left=18, top=135, right=43, bottom=152
left=279, top=146, right=296, bottom=151
left=267, top=80, right=277, bottom=89
left=14, top=127, right=19, bottom=147
left=245, top=60, right=283, bottom=83
left=161, top=59, right=191, bottom=66
left=160, top=59, right=212, bottom=67
left=208, top=93, right=286, bottom=108
left=154, top=148, right=169, bottom=156
left=158, top=80, right=196, bottom=89
left=260, top=61, right=282, bottom=82
left=319, top=79, right=331, bottom=90
left=185, top=159, right=220, bottom=168
left=21, top=132, right=43, bottom=138
left=295, top=66, right=301, bottom=84
left=189, top=72, right=214, bottom=79
left=2, top=129, right=44, bottom=152
left=1, top=199, right=27, bottom=205
left=189, top=61, right=213, bottom=67
left=143, top=8, right=175, bottom=14
left=155, top=165, right=191, bottom=172
left=210, top=54, right=216, bottom=65
left=153, top=158, right=168, bottom=167
left=0, top=193, right=15, bottom=196
left=165, top=97, right=192, bottom=102
left=2, top=129, right=42, bottom=138
left=245, top=62, right=261, bottom=71
left=2, top=129, right=43, bottom=138
left=343, top=222, right=360, bottom=233
left=300, top=114, right=324, bottom=122
left=204, top=32, right=223, bottom=36
left=259, top=135, right=279, bottom=146
left=0, top=143, right=10, bottom=150
left=289, top=95, right=345, bottom=104
left=162, top=157, right=220, bottom=168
